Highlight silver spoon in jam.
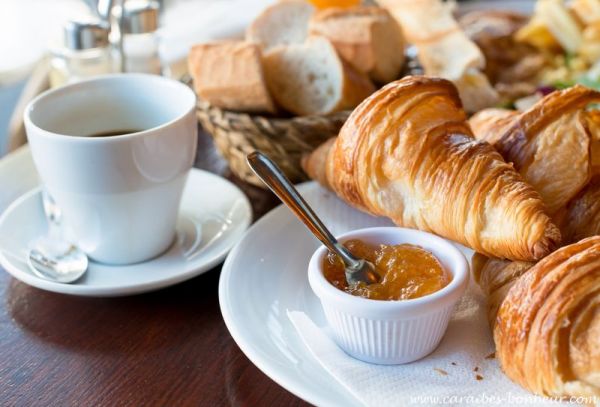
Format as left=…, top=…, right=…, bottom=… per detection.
left=247, top=151, right=380, bottom=285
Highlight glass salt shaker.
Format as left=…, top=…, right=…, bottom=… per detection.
left=122, top=0, right=162, bottom=75
left=49, top=19, right=118, bottom=88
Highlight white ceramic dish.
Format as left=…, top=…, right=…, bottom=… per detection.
left=308, top=227, right=469, bottom=365
left=220, top=182, right=474, bottom=406
left=0, top=168, right=251, bottom=297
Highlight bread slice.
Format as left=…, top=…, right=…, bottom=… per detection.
left=308, top=6, right=405, bottom=83
left=247, top=0, right=315, bottom=51
left=263, top=36, right=375, bottom=116
left=188, top=41, right=276, bottom=113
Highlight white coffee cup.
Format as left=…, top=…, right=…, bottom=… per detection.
left=24, top=74, right=198, bottom=265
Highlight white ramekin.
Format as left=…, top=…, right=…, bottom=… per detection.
left=308, top=227, right=469, bottom=365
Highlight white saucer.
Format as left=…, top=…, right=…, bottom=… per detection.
left=219, top=182, right=475, bottom=406
left=0, top=168, right=251, bottom=297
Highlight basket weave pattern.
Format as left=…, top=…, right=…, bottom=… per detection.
left=197, top=99, right=350, bottom=187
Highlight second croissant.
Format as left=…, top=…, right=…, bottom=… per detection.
left=302, top=76, right=560, bottom=261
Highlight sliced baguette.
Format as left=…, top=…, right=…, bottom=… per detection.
left=308, top=6, right=405, bottom=83
left=188, top=41, right=276, bottom=113
left=246, top=0, right=315, bottom=51
left=263, top=36, right=375, bottom=116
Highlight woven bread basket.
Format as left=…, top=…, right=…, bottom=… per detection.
left=196, top=98, right=350, bottom=188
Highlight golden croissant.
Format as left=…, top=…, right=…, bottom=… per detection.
left=474, top=237, right=600, bottom=397
left=469, top=85, right=600, bottom=215
left=302, top=76, right=560, bottom=261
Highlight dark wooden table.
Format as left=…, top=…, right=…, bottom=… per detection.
left=0, top=131, right=311, bottom=406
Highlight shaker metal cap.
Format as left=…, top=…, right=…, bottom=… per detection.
left=64, top=19, right=110, bottom=50
left=122, top=0, right=160, bottom=34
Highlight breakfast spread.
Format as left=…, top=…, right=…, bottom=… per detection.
left=188, top=0, right=600, bottom=401
left=10, top=0, right=600, bottom=403
left=323, top=239, right=450, bottom=300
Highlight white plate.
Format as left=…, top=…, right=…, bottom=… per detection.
left=220, top=182, right=474, bottom=406
left=0, top=168, right=251, bottom=297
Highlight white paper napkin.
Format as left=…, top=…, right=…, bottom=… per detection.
left=288, top=283, right=572, bottom=407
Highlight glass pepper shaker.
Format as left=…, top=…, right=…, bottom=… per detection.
left=49, top=19, right=118, bottom=88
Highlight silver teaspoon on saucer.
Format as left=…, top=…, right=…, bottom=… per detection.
left=247, top=151, right=380, bottom=285
left=28, top=190, right=88, bottom=283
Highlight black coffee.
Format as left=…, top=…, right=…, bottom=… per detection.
left=87, top=129, right=143, bottom=137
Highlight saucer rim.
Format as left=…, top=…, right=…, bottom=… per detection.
left=0, top=168, right=252, bottom=297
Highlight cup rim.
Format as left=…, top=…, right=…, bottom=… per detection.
left=307, top=227, right=469, bottom=317
left=24, top=73, right=197, bottom=143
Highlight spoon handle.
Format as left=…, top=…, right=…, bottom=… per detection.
left=247, top=152, right=359, bottom=268
left=42, top=190, right=62, bottom=226
left=42, top=189, right=62, bottom=240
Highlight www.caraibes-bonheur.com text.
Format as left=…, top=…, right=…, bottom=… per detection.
left=407, top=392, right=599, bottom=405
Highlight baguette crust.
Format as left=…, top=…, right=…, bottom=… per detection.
left=303, top=76, right=560, bottom=261
left=188, top=41, right=276, bottom=113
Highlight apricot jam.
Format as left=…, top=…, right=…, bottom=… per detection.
left=323, top=239, right=451, bottom=300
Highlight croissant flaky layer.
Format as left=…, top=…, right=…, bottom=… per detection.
left=472, top=253, right=534, bottom=328
left=469, top=85, right=600, bottom=215
left=303, top=76, right=560, bottom=261
left=478, top=237, right=600, bottom=398
left=474, top=176, right=600, bottom=398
